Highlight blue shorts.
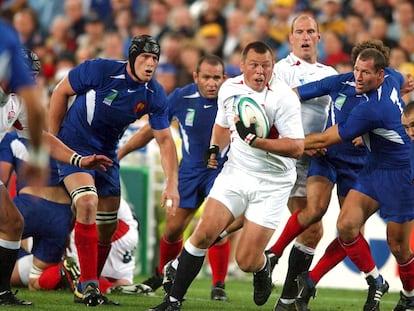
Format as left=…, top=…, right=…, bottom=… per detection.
left=58, top=158, right=121, bottom=197
left=178, top=165, right=221, bottom=209
left=15, top=194, right=73, bottom=263
left=308, top=154, right=365, bottom=197
left=354, top=166, right=414, bottom=223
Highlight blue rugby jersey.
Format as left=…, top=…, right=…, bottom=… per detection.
left=167, top=83, right=227, bottom=169
left=0, top=20, right=34, bottom=92
left=60, top=58, right=169, bottom=156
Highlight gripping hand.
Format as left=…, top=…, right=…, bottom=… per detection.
left=236, top=119, right=257, bottom=145
left=203, top=144, right=219, bottom=167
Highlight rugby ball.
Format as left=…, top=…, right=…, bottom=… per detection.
left=237, top=96, right=270, bottom=138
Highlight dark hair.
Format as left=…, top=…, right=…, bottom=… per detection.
left=195, top=54, right=224, bottom=74
left=351, top=39, right=390, bottom=65
left=403, top=101, right=414, bottom=117
left=241, top=41, right=274, bottom=61
left=356, top=48, right=387, bottom=72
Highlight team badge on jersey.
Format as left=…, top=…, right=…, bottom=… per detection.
left=185, top=108, right=195, bottom=126
left=134, top=101, right=146, bottom=113
left=335, top=93, right=346, bottom=111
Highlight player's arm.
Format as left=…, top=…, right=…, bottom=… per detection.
left=253, top=135, right=304, bottom=159
left=48, top=76, right=76, bottom=135
left=205, top=123, right=230, bottom=169
left=117, top=123, right=154, bottom=160
left=305, top=124, right=343, bottom=150
left=44, top=132, right=113, bottom=171
left=152, top=127, right=179, bottom=215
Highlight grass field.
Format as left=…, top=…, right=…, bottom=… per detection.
left=7, top=277, right=401, bottom=310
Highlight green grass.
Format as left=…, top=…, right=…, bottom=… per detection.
left=8, top=277, right=401, bottom=310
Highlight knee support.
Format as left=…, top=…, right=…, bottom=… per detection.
left=70, top=185, right=97, bottom=205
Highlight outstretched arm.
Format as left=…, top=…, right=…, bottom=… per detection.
left=305, top=124, right=343, bottom=150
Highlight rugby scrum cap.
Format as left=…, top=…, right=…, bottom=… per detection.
left=128, top=35, right=160, bottom=79
left=22, top=48, right=41, bottom=76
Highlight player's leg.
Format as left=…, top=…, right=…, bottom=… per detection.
left=274, top=175, right=333, bottom=310
left=148, top=197, right=234, bottom=311
left=0, top=185, right=30, bottom=305
left=387, top=220, right=414, bottom=310
left=337, top=190, right=388, bottom=311
left=64, top=172, right=104, bottom=306
left=144, top=207, right=197, bottom=292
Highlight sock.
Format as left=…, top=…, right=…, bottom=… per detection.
left=74, top=221, right=98, bottom=283
left=97, top=242, right=111, bottom=277
left=98, top=277, right=114, bottom=294
left=208, top=239, right=230, bottom=285
left=269, top=210, right=305, bottom=257
left=158, top=237, right=182, bottom=275
left=398, top=254, right=414, bottom=291
left=310, top=237, right=346, bottom=284
left=281, top=244, right=314, bottom=299
left=340, top=233, right=375, bottom=273
left=0, top=243, right=19, bottom=292
left=38, top=264, right=61, bottom=290
left=169, top=241, right=206, bottom=301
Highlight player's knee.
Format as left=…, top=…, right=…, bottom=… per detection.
left=70, top=185, right=98, bottom=211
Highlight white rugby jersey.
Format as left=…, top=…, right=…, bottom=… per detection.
left=274, top=53, right=337, bottom=135
left=216, top=74, right=304, bottom=174
left=0, top=93, right=29, bottom=142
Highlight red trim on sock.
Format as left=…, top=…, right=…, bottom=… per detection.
left=269, top=210, right=305, bottom=257
left=398, top=254, right=414, bottom=291
left=97, top=242, right=111, bottom=277
left=208, top=239, right=230, bottom=285
left=310, top=237, right=346, bottom=284
left=98, top=277, right=114, bottom=294
left=38, top=264, right=61, bottom=290
left=74, top=221, right=98, bottom=283
left=340, top=233, right=375, bottom=273
left=158, top=236, right=182, bottom=275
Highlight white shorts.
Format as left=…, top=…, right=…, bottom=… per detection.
left=208, top=163, right=296, bottom=229
left=290, top=157, right=309, bottom=198
left=101, top=225, right=138, bottom=283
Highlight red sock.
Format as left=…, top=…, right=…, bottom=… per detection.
left=158, top=236, right=182, bottom=275
left=310, top=237, right=346, bottom=284
left=269, top=210, right=305, bottom=257
left=98, top=277, right=114, bottom=294
left=97, top=242, right=111, bottom=277
left=75, top=221, right=98, bottom=283
left=340, top=233, right=375, bottom=273
left=208, top=239, right=230, bottom=285
left=38, top=264, right=61, bottom=290
left=398, top=254, right=414, bottom=291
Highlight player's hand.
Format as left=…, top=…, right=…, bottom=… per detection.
left=235, top=116, right=257, bottom=146
left=80, top=154, right=114, bottom=171
left=161, top=183, right=179, bottom=217
left=305, top=148, right=327, bottom=157
left=352, top=136, right=364, bottom=147
left=203, top=144, right=219, bottom=169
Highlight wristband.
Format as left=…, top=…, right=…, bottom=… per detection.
left=70, top=153, right=83, bottom=168
left=27, top=145, right=49, bottom=168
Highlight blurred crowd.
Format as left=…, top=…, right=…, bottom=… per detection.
left=1, top=0, right=414, bottom=97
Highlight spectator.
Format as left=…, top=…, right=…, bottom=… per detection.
left=399, top=32, right=414, bottom=62
left=168, top=5, right=195, bottom=38
left=196, top=23, right=224, bottom=58
left=177, top=40, right=203, bottom=87
left=76, top=12, right=105, bottom=58
left=155, top=63, right=178, bottom=95
left=389, top=46, right=410, bottom=70
left=387, top=0, right=414, bottom=42
left=342, top=13, right=365, bottom=55
left=268, top=0, right=296, bottom=49
left=316, top=0, right=346, bottom=35
left=64, top=0, right=86, bottom=39
left=322, top=30, right=350, bottom=67
left=367, top=14, right=398, bottom=49
left=149, top=0, right=171, bottom=43
left=222, top=9, right=247, bottom=63
left=12, top=7, right=43, bottom=49
left=196, top=0, right=226, bottom=34
left=252, top=14, right=280, bottom=57
left=100, top=31, right=125, bottom=61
